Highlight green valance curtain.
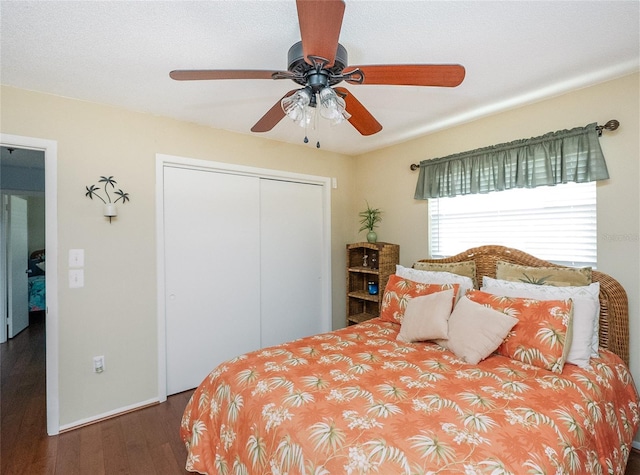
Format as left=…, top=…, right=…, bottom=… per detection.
left=414, top=123, right=609, bottom=200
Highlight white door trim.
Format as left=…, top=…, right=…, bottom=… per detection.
left=155, top=154, right=332, bottom=402
left=0, top=133, right=59, bottom=435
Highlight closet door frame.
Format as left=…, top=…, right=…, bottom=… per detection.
left=155, top=154, right=332, bottom=402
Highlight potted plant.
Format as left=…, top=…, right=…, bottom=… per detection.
left=359, top=201, right=382, bottom=243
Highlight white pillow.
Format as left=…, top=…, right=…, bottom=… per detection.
left=440, top=295, right=518, bottom=365
left=396, top=289, right=454, bottom=343
left=481, top=276, right=600, bottom=367
left=396, top=265, right=474, bottom=300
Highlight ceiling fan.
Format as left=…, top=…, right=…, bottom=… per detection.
left=170, top=0, right=465, bottom=137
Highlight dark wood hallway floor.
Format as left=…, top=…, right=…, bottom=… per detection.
left=1, top=313, right=638, bottom=474
left=1, top=314, right=193, bottom=474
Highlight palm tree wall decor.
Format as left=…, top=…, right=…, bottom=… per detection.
left=85, top=175, right=130, bottom=223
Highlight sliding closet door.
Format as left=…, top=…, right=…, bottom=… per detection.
left=260, top=179, right=326, bottom=347
left=164, top=166, right=261, bottom=395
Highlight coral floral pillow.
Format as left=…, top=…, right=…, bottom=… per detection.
left=465, top=290, right=574, bottom=373
left=379, top=275, right=459, bottom=325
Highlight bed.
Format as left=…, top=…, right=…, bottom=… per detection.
left=181, top=245, right=639, bottom=474
left=27, top=249, right=46, bottom=312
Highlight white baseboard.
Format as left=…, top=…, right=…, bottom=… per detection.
left=58, top=397, right=160, bottom=433
left=633, top=440, right=640, bottom=451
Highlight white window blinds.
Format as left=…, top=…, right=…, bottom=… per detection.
left=429, top=181, right=597, bottom=267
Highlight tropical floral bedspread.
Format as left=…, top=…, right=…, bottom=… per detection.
left=181, top=318, right=639, bottom=475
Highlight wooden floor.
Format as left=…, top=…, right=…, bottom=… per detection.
left=630, top=448, right=640, bottom=475
left=1, top=313, right=639, bottom=474
left=1, top=314, right=193, bottom=474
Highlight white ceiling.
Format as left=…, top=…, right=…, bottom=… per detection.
left=1, top=1, right=638, bottom=156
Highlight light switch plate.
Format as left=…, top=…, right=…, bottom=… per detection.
left=69, top=269, right=84, bottom=288
left=69, top=249, right=85, bottom=268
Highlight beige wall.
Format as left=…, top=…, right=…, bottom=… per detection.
left=353, top=72, right=640, bottom=442
left=1, top=85, right=355, bottom=426
left=1, top=73, right=638, bottom=439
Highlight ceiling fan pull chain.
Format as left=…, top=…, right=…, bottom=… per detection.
left=314, top=105, right=321, bottom=148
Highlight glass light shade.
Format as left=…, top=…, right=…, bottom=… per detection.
left=281, top=89, right=312, bottom=123
left=299, top=105, right=315, bottom=128
left=319, top=87, right=350, bottom=125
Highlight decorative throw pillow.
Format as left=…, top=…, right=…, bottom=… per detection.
left=496, top=261, right=592, bottom=287
left=379, top=274, right=459, bottom=325
left=413, top=260, right=478, bottom=289
left=465, top=290, right=574, bottom=373
left=482, top=276, right=600, bottom=366
left=396, top=265, right=474, bottom=300
left=396, top=289, right=455, bottom=343
left=439, top=295, right=518, bottom=365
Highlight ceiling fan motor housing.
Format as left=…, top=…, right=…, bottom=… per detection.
left=287, top=41, right=348, bottom=88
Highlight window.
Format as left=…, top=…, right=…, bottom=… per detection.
left=429, top=181, right=597, bottom=267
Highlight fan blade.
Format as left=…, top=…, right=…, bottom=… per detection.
left=334, top=87, right=382, bottom=136
left=344, top=64, right=466, bottom=87
left=170, top=70, right=282, bottom=81
left=296, top=0, right=345, bottom=67
left=251, top=90, right=297, bottom=133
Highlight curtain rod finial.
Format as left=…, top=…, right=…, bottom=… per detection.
left=597, top=119, right=619, bottom=136
left=604, top=119, right=619, bottom=131
left=410, top=163, right=419, bottom=171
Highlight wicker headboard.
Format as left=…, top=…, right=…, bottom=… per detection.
left=415, top=245, right=630, bottom=365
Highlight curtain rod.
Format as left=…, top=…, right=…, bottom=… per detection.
left=409, top=119, right=620, bottom=171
